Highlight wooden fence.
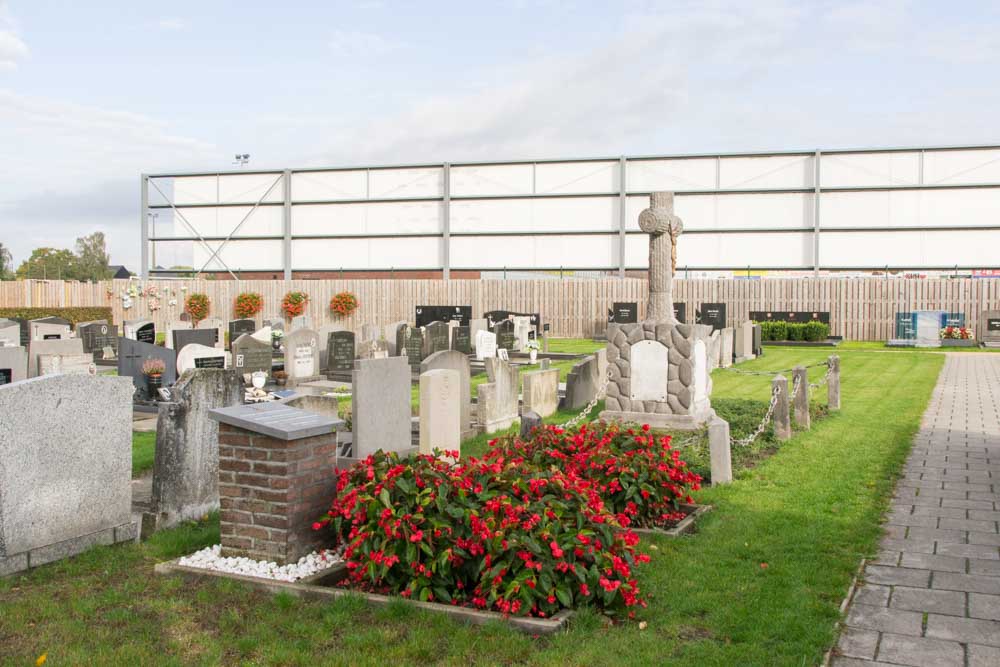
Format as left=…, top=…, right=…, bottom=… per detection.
left=2, top=278, right=999, bottom=341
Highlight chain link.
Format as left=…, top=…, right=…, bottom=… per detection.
left=558, top=366, right=612, bottom=429
left=730, top=381, right=783, bottom=448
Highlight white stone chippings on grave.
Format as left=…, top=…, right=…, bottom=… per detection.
left=178, top=545, right=342, bottom=582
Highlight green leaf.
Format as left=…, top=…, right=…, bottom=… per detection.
left=555, top=586, right=573, bottom=608
left=433, top=586, right=453, bottom=603
left=379, top=488, right=392, bottom=509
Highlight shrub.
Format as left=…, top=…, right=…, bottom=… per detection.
left=760, top=320, right=787, bottom=341
left=234, top=292, right=263, bottom=319
left=316, top=446, right=651, bottom=618
left=184, top=293, right=210, bottom=324
left=485, top=422, right=701, bottom=529
left=329, top=291, right=359, bottom=317
left=281, top=291, right=309, bottom=319
left=803, top=321, right=829, bottom=341
left=0, top=307, right=113, bottom=325
left=786, top=322, right=805, bottom=341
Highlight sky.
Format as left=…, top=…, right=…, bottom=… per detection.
left=1, top=0, right=999, bottom=271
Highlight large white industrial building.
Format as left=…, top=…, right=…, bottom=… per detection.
left=141, top=144, right=1000, bottom=279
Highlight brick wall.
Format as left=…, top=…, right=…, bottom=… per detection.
left=217, top=423, right=339, bottom=564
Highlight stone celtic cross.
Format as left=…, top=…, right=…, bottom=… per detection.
left=638, top=191, right=683, bottom=323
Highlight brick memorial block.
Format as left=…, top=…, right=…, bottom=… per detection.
left=209, top=402, right=345, bottom=564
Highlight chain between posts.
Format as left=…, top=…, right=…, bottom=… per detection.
left=558, top=366, right=612, bottom=429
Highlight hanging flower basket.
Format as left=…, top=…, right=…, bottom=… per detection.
left=234, top=292, right=264, bottom=319
left=184, top=293, right=211, bottom=325
left=329, top=291, right=359, bottom=318
left=281, top=291, right=309, bottom=319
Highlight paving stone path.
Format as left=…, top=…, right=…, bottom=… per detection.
left=833, top=354, right=1000, bottom=666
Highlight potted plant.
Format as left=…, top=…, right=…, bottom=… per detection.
left=184, top=293, right=211, bottom=326
left=281, top=291, right=309, bottom=320
left=941, top=326, right=976, bottom=347
left=271, top=329, right=284, bottom=351
left=142, top=358, right=166, bottom=399
left=234, top=292, right=264, bottom=319
left=273, top=370, right=288, bottom=387
left=525, top=338, right=540, bottom=363
left=329, top=291, right=359, bottom=318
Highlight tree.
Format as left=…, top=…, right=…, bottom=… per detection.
left=16, top=248, right=79, bottom=280
left=75, top=231, right=112, bottom=282
left=0, top=243, right=12, bottom=280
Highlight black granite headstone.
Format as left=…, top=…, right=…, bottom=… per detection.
left=78, top=322, right=119, bottom=360
left=415, top=305, right=472, bottom=328
left=194, top=356, right=226, bottom=369
left=228, top=319, right=256, bottom=350
left=0, top=368, right=11, bottom=386
left=608, top=302, right=638, bottom=324
left=173, top=328, right=216, bottom=354
left=674, top=302, right=686, bottom=323
left=423, top=321, right=450, bottom=356
left=697, top=303, right=727, bottom=332
left=328, top=331, right=356, bottom=372
left=135, top=322, right=155, bottom=344
left=988, top=318, right=1000, bottom=332
left=402, top=326, right=424, bottom=369
left=495, top=320, right=516, bottom=351
left=451, top=326, right=471, bottom=354
left=117, top=337, right=177, bottom=395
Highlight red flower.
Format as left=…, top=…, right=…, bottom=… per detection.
left=410, top=530, right=423, bottom=542
left=580, top=583, right=591, bottom=597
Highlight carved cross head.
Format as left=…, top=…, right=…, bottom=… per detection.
left=638, top=191, right=683, bottom=237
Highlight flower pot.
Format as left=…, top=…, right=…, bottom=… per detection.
left=941, top=339, right=977, bottom=347
left=146, top=374, right=162, bottom=399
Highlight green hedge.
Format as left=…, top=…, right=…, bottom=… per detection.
left=0, top=307, right=114, bottom=325
left=757, top=320, right=829, bottom=342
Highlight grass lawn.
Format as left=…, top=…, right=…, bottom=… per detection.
left=132, top=431, right=157, bottom=478
left=3, top=346, right=945, bottom=665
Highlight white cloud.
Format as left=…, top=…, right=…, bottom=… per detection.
left=0, top=4, right=27, bottom=70
left=158, top=18, right=185, bottom=31
left=329, top=29, right=402, bottom=57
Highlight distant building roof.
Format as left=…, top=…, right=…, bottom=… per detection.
left=109, top=265, right=131, bottom=279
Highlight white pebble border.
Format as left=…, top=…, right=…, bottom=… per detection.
left=178, top=545, right=342, bottom=582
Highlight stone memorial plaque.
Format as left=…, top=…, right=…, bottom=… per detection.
left=988, top=318, right=1000, bottom=333
left=228, top=319, right=257, bottom=350
left=451, top=326, right=471, bottom=354
left=495, top=320, right=516, bottom=351
left=328, top=331, right=356, bottom=372
left=697, top=303, right=727, bottom=332
left=78, top=322, right=118, bottom=360
left=608, top=302, right=638, bottom=324
left=232, top=334, right=272, bottom=377
left=173, top=328, right=216, bottom=354
left=194, top=356, right=226, bottom=369
left=208, top=402, right=341, bottom=441
left=943, top=312, right=965, bottom=328
left=415, top=305, right=472, bottom=328
left=629, top=340, right=668, bottom=401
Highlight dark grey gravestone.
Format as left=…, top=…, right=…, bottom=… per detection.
left=752, top=323, right=763, bottom=357
left=173, top=328, right=216, bottom=354
left=495, top=320, right=516, bottom=351
left=228, top=319, right=256, bottom=350
left=674, top=302, right=687, bottom=323
left=398, top=326, right=424, bottom=370
left=194, top=356, right=226, bottom=369
left=11, top=318, right=29, bottom=346
left=608, top=302, right=637, bottom=324
left=423, top=321, right=449, bottom=357
left=697, top=303, right=727, bottom=332
left=232, top=334, right=272, bottom=377
left=895, top=312, right=916, bottom=340
left=520, top=411, right=543, bottom=438
left=132, top=321, right=156, bottom=344
left=78, top=322, right=119, bottom=360
left=451, top=326, right=471, bottom=354
left=208, top=402, right=343, bottom=441
left=118, top=337, right=177, bottom=394
left=328, top=331, right=356, bottom=372
left=0, top=368, right=11, bottom=385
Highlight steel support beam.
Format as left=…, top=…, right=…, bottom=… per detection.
left=618, top=157, right=627, bottom=278
left=442, top=163, right=450, bottom=280
left=283, top=169, right=292, bottom=281
left=813, top=150, right=821, bottom=276
left=140, top=174, right=149, bottom=278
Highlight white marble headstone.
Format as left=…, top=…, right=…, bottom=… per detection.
left=512, top=316, right=532, bottom=352
left=176, top=344, right=228, bottom=375
left=629, top=340, right=668, bottom=402
left=475, top=330, right=497, bottom=361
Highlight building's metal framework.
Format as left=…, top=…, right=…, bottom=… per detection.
left=141, top=144, right=1000, bottom=279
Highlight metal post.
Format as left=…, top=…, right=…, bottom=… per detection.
left=442, top=162, right=451, bottom=280
left=813, top=150, right=821, bottom=276
left=618, top=156, right=627, bottom=278
left=140, top=174, right=149, bottom=278
left=282, top=170, right=292, bottom=281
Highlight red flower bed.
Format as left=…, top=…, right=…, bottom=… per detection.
left=485, top=421, right=702, bottom=529
left=315, top=445, right=651, bottom=618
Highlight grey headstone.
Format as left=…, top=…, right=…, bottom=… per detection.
left=265, top=317, right=284, bottom=333
left=148, top=369, right=242, bottom=533
left=0, top=319, right=20, bottom=346
left=520, top=410, right=543, bottom=439
left=469, top=318, right=488, bottom=353
left=118, top=337, right=177, bottom=394
left=176, top=344, right=227, bottom=375
left=37, top=353, right=94, bottom=376
left=0, top=375, right=134, bottom=575
left=477, top=358, right=519, bottom=434
left=421, top=350, right=472, bottom=439
left=318, top=323, right=346, bottom=368
left=0, top=346, right=28, bottom=385
left=78, top=322, right=118, bottom=360
left=397, top=325, right=424, bottom=370
left=29, top=319, right=71, bottom=341
left=231, top=334, right=273, bottom=378
left=386, top=321, right=407, bottom=356
left=361, top=323, right=380, bottom=343
left=451, top=326, right=471, bottom=354
left=352, top=356, right=412, bottom=457
left=283, top=328, right=321, bottom=386
left=26, top=338, right=84, bottom=378
left=523, top=368, right=559, bottom=418
left=495, top=319, right=516, bottom=352
left=423, top=321, right=450, bottom=357
left=164, top=320, right=192, bottom=349
left=228, top=319, right=256, bottom=350
left=196, top=317, right=225, bottom=348
left=173, top=328, right=216, bottom=355
left=327, top=331, right=356, bottom=372
left=563, top=354, right=601, bottom=410
left=290, top=314, right=313, bottom=331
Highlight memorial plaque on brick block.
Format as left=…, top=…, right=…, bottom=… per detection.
left=608, top=302, right=638, bottom=324
left=416, top=305, right=472, bottom=328
left=173, top=328, right=216, bottom=355
left=495, top=320, right=516, bottom=351
left=451, top=326, right=471, bottom=354
left=328, top=331, right=356, bottom=372
left=79, top=322, right=119, bottom=360
left=228, top=319, right=256, bottom=350
left=674, top=302, right=687, bottom=323
left=697, top=303, right=727, bottom=332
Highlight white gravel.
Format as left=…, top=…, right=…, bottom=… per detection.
left=178, top=545, right=341, bottom=582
